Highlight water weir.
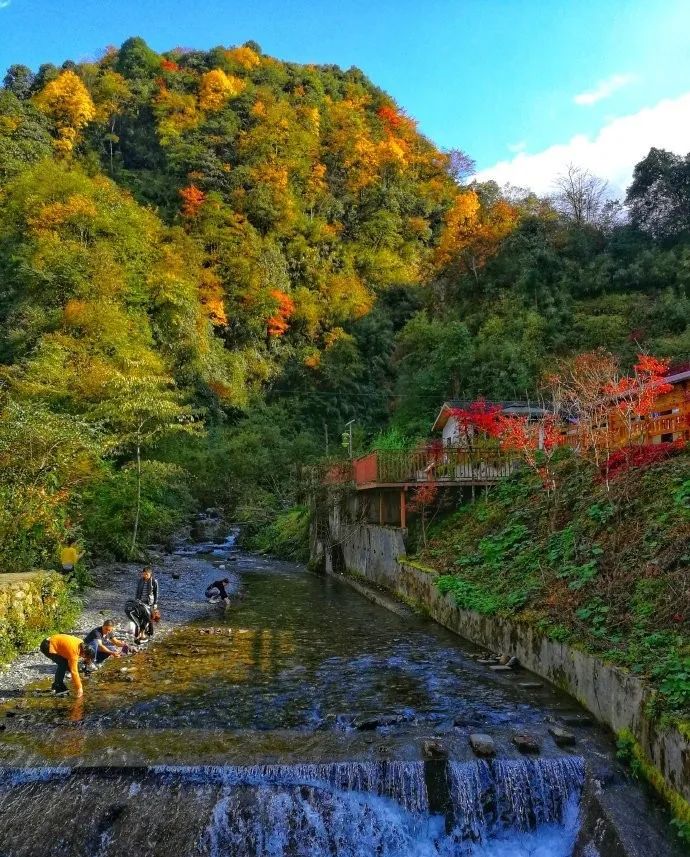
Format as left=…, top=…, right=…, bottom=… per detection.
left=0, top=758, right=585, bottom=856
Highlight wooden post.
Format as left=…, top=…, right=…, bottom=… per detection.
left=400, top=488, right=407, bottom=529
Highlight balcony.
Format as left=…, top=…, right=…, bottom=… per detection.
left=352, top=447, right=517, bottom=489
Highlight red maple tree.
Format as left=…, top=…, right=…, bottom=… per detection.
left=267, top=290, right=295, bottom=337
left=179, top=185, right=206, bottom=218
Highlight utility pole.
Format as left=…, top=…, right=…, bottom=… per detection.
left=343, top=419, right=355, bottom=459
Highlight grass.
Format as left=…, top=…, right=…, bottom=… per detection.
left=416, top=447, right=690, bottom=722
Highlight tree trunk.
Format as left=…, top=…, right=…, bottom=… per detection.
left=131, top=435, right=142, bottom=557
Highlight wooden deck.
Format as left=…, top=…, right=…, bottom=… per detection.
left=352, top=448, right=517, bottom=490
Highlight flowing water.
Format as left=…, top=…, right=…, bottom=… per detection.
left=0, top=545, right=619, bottom=855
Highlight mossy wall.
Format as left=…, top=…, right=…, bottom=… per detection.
left=0, top=572, right=79, bottom=665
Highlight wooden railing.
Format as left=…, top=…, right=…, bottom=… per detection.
left=352, top=447, right=518, bottom=488
left=321, top=409, right=690, bottom=490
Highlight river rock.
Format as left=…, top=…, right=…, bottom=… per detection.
left=489, top=665, right=513, bottom=672
left=512, top=733, right=540, bottom=754
left=422, top=739, right=447, bottom=759
left=548, top=725, right=576, bottom=746
left=519, top=681, right=543, bottom=689
left=559, top=713, right=594, bottom=727
left=477, top=658, right=498, bottom=665
left=469, top=734, right=496, bottom=757
left=498, top=654, right=511, bottom=665
left=353, top=713, right=405, bottom=730
left=171, top=572, right=181, bottom=580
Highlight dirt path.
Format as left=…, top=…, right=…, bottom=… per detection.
left=0, top=551, right=229, bottom=699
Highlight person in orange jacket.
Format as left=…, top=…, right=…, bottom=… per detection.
left=39, top=634, right=93, bottom=696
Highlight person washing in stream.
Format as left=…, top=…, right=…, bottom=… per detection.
left=39, top=634, right=93, bottom=696
left=125, top=567, right=160, bottom=644
left=83, top=619, right=130, bottom=671
left=205, top=577, right=231, bottom=605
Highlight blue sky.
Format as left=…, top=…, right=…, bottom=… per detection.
left=1, top=0, right=689, bottom=194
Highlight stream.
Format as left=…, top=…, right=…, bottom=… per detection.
left=0, top=537, right=675, bottom=855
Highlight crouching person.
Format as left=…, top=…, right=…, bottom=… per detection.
left=83, top=619, right=129, bottom=669
left=205, top=577, right=231, bottom=604
left=39, top=634, right=92, bottom=697
left=124, top=599, right=153, bottom=644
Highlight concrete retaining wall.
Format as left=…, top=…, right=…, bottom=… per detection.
left=314, top=517, right=690, bottom=811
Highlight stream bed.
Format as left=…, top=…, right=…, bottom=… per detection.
left=0, top=545, right=681, bottom=855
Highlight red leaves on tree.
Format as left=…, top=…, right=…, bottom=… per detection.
left=408, top=482, right=438, bottom=512
left=449, top=400, right=504, bottom=441
left=377, top=104, right=406, bottom=130
left=160, top=59, right=181, bottom=73
left=267, top=290, right=295, bottom=337
left=179, top=185, right=206, bottom=218
left=602, top=441, right=685, bottom=481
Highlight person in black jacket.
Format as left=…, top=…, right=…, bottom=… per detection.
left=129, top=567, right=159, bottom=641
left=205, top=577, right=231, bottom=604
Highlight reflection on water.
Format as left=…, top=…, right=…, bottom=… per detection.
left=1, top=560, right=596, bottom=764
left=0, top=555, right=611, bottom=855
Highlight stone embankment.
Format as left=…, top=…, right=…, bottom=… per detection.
left=312, top=518, right=690, bottom=831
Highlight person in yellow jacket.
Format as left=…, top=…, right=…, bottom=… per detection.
left=59, top=537, right=82, bottom=575
left=39, top=634, right=93, bottom=696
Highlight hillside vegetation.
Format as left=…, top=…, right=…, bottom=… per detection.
left=0, top=37, right=689, bottom=567
left=416, top=450, right=690, bottom=722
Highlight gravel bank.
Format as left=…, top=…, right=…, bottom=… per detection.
left=0, top=551, right=232, bottom=699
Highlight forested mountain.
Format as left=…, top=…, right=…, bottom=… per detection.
left=1, top=37, right=689, bottom=565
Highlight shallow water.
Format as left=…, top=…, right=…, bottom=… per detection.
left=0, top=552, right=612, bottom=854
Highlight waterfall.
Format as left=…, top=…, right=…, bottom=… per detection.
left=154, top=760, right=429, bottom=814
left=0, top=759, right=585, bottom=857
left=198, top=758, right=585, bottom=857
left=447, top=757, right=585, bottom=843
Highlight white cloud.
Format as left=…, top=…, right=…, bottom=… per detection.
left=507, top=140, right=527, bottom=153
left=574, top=73, right=637, bottom=106
left=474, top=92, right=690, bottom=198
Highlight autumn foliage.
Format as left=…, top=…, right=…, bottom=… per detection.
left=267, top=290, right=295, bottom=337
left=179, top=184, right=206, bottom=218
left=603, top=441, right=685, bottom=481
left=33, top=70, right=95, bottom=155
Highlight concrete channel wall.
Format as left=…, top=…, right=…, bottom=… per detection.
left=312, top=514, right=690, bottom=814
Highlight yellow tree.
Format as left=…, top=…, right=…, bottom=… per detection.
left=34, top=70, right=96, bottom=156
left=199, top=69, right=244, bottom=111
left=434, top=190, right=518, bottom=280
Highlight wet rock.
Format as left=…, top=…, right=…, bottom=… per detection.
left=422, top=739, right=447, bottom=759
left=352, top=713, right=405, bottom=730
left=513, top=733, right=540, bottom=754
left=507, top=656, right=520, bottom=669
left=498, top=654, right=511, bottom=666
left=469, top=734, right=496, bottom=757
left=489, top=665, right=513, bottom=672
left=519, top=681, right=544, bottom=689
left=477, top=658, right=498, bottom=665
left=559, top=713, right=594, bottom=728
left=549, top=725, right=576, bottom=746
left=171, top=572, right=181, bottom=580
